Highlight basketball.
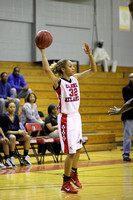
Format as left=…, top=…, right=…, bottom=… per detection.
left=35, top=30, right=53, bottom=49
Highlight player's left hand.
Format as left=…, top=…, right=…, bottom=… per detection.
left=83, top=42, right=92, bottom=56
left=108, top=106, right=121, bottom=115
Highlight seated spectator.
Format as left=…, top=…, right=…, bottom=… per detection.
left=0, top=127, right=13, bottom=169
left=0, top=102, right=31, bottom=167
left=20, top=93, right=44, bottom=137
left=8, top=67, right=31, bottom=102
left=93, top=40, right=117, bottom=72
left=45, top=104, right=59, bottom=138
left=38, top=104, right=60, bottom=156
left=0, top=72, right=20, bottom=115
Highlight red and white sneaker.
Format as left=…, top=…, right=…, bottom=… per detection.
left=71, top=172, right=82, bottom=188
left=61, top=180, right=78, bottom=193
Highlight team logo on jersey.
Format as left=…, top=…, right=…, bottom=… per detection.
left=65, top=96, right=79, bottom=102
left=66, top=83, right=78, bottom=88
left=8, top=125, right=18, bottom=130
left=65, top=84, right=79, bottom=102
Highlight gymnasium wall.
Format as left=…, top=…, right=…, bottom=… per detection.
left=112, top=0, right=133, bottom=66
left=97, top=0, right=133, bottom=67
left=35, top=0, right=93, bottom=64
left=96, top=0, right=112, bottom=61
left=0, top=0, right=133, bottom=66
left=0, top=0, right=34, bottom=62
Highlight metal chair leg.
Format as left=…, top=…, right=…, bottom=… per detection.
left=14, top=147, right=22, bottom=165
left=48, top=144, right=57, bottom=163
left=39, top=144, right=46, bottom=164
left=83, top=143, right=90, bottom=161
left=31, top=144, right=40, bottom=164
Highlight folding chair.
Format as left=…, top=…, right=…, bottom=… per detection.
left=25, top=123, right=42, bottom=164
left=25, top=123, right=42, bottom=133
left=39, top=139, right=59, bottom=164
left=14, top=122, right=28, bottom=164
left=82, top=137, right=90, bottom=161
left=25, top=123, right=57, bottom=164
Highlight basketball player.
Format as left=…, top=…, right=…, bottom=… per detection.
left=0, top=102, right=31, bottom=167
left=39, top=42, right=97, bottom=193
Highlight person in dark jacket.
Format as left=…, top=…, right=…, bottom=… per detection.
left=121, top=73, right=133, bottom=161
left=8, top=67, right=31, bottom=102
left=0, top=72, right=20, bottom=115
left=38, top=104, right=60, bottom=157
left=44, top=104, right=59, bottom=138
left=1, top=102, right=31, bottom=167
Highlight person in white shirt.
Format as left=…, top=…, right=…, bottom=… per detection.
left=93, top=40, right=117, bottom=72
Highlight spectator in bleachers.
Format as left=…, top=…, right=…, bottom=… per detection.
left=8, top=67, right=31, bottom=102
left=0, top=127, right=13, bottom=169
left=20, top=93, right=44, bottom=137
left=45, top=104, right=59, bottom=138
left=93, top=40, right=117, bottom=72
left=0, top=72, right=20, bottom=115
left=0, top=102, right=31, bottom=167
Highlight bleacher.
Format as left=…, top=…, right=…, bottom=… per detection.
left=1, top=61, right=132, bottom=152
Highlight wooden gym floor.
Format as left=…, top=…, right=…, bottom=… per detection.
left=0, top=147, right=133, bottom=200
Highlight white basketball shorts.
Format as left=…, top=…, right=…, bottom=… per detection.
left=58, top=112, right=82, bottom=154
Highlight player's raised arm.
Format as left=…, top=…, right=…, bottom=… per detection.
left=108, top=98, right=133, bottom=115
left=40, top=49, right=59, bottom=88
left=74, top=42, right=97, bottom=81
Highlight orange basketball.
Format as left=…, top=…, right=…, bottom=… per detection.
left=35, top=30, right=53, bottom=49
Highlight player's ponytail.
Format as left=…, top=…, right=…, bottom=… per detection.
left=50, top=59, right=68, bottom=76
left=50, top=62, right=58, bottom=74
